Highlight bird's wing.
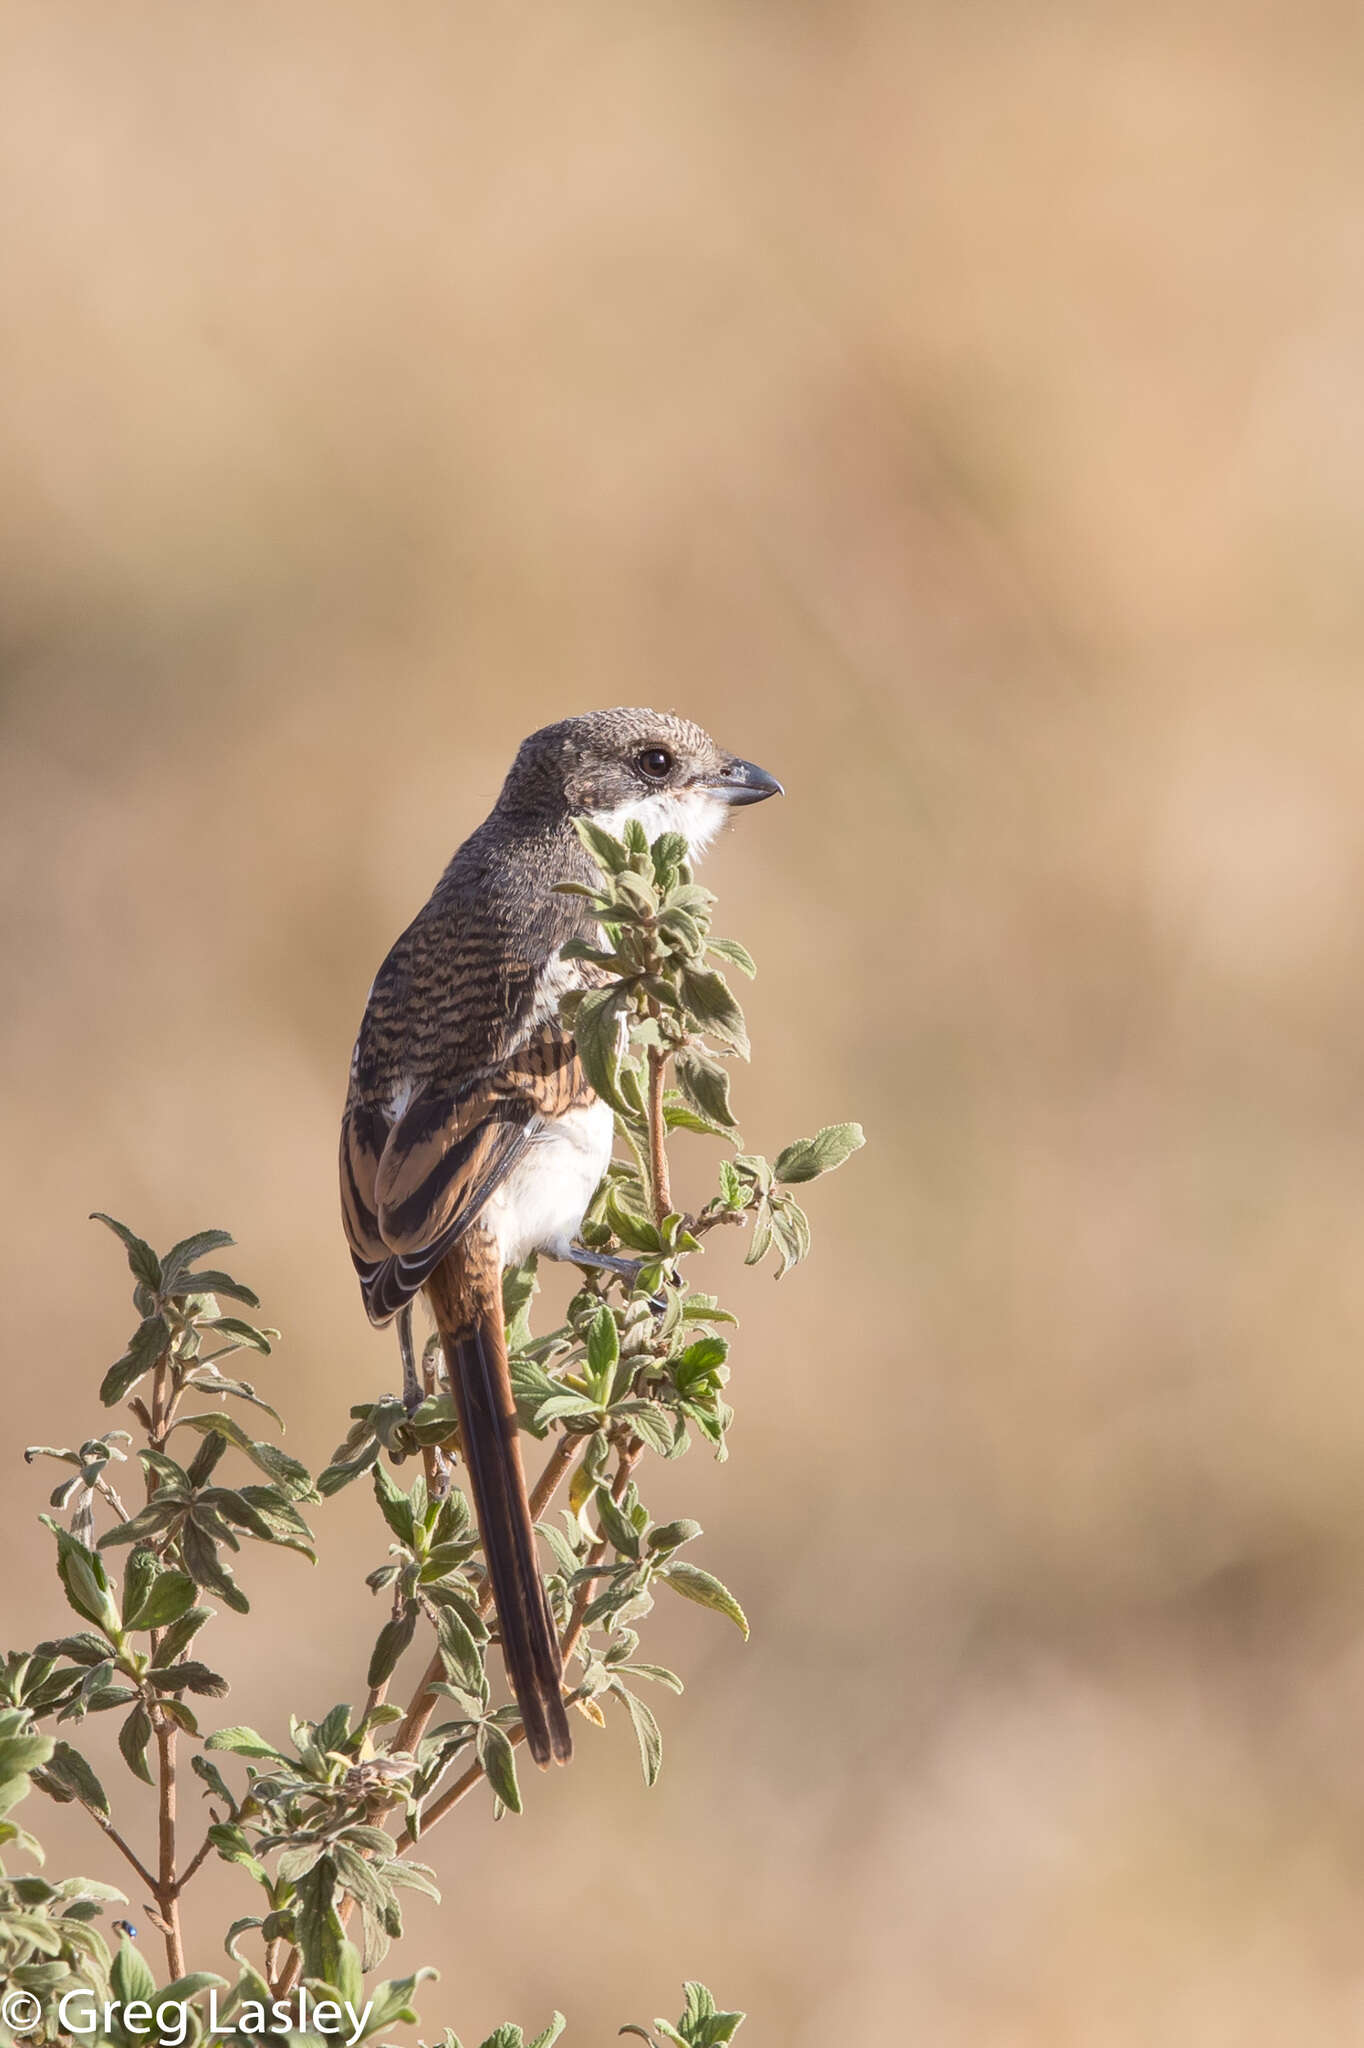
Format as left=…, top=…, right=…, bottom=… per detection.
left=340, top=1025, right=592, bottom=1324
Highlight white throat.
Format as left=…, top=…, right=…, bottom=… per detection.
left=590, top=789, right=727, bottom=862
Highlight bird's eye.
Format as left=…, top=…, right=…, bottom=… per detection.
left=636, top=746, right=673, bottom=780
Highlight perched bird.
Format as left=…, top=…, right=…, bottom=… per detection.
left=339, top=709, right=782, bottom=1765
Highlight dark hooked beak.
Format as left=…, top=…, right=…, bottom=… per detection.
left=707, top=756, right=785, bottom=807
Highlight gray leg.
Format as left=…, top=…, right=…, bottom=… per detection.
left=559, top=1243, right=651, bottom=1284
left=557, top=1242, right=669, bottom=1311
left=397, top=1304, right=422, bottom=1415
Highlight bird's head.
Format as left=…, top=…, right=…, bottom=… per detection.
left=500, top=707, right=782, bottom=858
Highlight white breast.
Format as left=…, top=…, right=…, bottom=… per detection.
left=483, top=1097, right=615, bottom=1268
left=591, top=789, right=727, bottom=861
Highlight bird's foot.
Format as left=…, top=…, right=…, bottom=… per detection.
left=397, top=1304, right=423, bottom=1416
left=562, top=1242, right=671, bottom=1313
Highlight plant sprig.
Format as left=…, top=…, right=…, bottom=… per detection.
left=2, top=819, right=858, bottom=2043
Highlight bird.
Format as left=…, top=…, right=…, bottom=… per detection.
left=339, top=708, right=782, bottom=1766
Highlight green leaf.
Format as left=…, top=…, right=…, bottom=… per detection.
left=47, top=1524, right=122, bottom=1636
left=671, top=1336, right=729, bottom=1390
left=570, top=985, right=631, bottom=1114
left=612, top=1685, right=662, bottom=1787
left=202, top=1315, right=274, bottom=1355
left=111, top=1934, right=158, bottom=2009
left=157, top=1604, right=212, bottom=1664
left=123, top=1568, right=197, bottom=1632
left=159, top=1972, right=229, bottom=2004
left=295, top=1858, right=345, bottom=1987
left=477, top=1722, right=522, bottom=1814
left=180, top=1522, right=250, bottom=1611
left=171, top=1414, right=315, bottom=1499
left=613, top=1402, right=677, bottom=1458
left=100, top=1314, right=170, bottom=1407
left=121, top=1545, right=158, bottom=1623
left=744, top=1203, right=774, bottom=1268
left=328, top=1936, right=365, bottom=2012
left=90, top=1214, right=162, bottom=1290
left=662, top=1098, right=732, bottom=1139
left=527, top=2018, right=568, bottom=2048
left=594, top=1486, right=640, bottom=1560
left=159, top=1229, right=236, bottom=1290
left=368, top=1606, right=417, bottom=1688
left=651, top=829, right=689, bottom=877
left=43, top=1741, right=109, bottom=1815
left=767, top=1193, right=812, bottom=1276
left=661, top=1562, right=749, bottom=1638
left=118, top=1704, right=154, bottom=1785
left=773, top=1121, right=866, bottom=1183
left=149, top=1660, right=228, bottom=1698
left=604, top=1185, right=664, bottom=1253
left=646, top=1519, right=701, bottom=1555
left=205, top=1725, right=282, bottom=1759
left=97, top=1498, right=183, bottom=1548
left=372, top=1464, right=416, bottom=1546
left=356, top=1969, right=439, bottom=2038
left=674, top=1048, right=737, bottom=1129
left=624, top=1662, right=684, bottom=1693
left=435, top=1608, right=485, bottom=1695
left=317, top=1440, right=383, bottom=1496
left=173, top=1268, right=260, bottom=1308
left=679, top=966, right=749, bottom=1058
left=706, top=935, right=756, bottom=978
left=503, top=1256, right=540, bottom=1353
left=586, top=1306, right=620, bottom=1391
left=572, top=816, right=630, bottom=873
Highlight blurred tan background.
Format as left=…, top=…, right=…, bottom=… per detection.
left=4, top=1, right=1364, bottom=2040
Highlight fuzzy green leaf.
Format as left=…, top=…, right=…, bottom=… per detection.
left=118, top=1704, right=154, bottom=1785
left=679, top=967, right=749, bottom=1058
left=90, top=1215, right=162, bottom=1290
left=100, top=1315, right=170, bottom=1407
left=674, top=1048, right=737, bottom=1130
left=205, top=1725, right=282, bottom=1760
left=613, top=1684, right=663, bottom=1787
left=43, top=1741, right=109, bottom=1815
left=773, top=1122, right=866, bottom=1184
left=368, top=1606, right=418, bottom=1688
left=661, top=1562, right=749, bottom=1638
left=477, top=1722, right=522, bottom=1814
left=123, top=1568, right=197, bottom=1633
left=570, top=985, right=631, bottom=1114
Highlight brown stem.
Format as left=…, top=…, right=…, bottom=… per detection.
left=154, top=1715, right=184, bottom=1978
left=149, top=1356, right=168, bottom=1451
left=146, top=1357, right=184, bottom=1977
left=560, top=1440, right=641, bottom=1667
left=173, top=1832, right=215, bottom=1896
left=396, top=1724, right=529, bottom=1850
left=685, top=1207, right=748, bottom=1240
left=646, top=1043, right=671, bottom=1224
left=82, top=1803, right=158, bottom=1895
left=275, top=1394, right=609, bottom=1990
left=528, top=1430, right=579, bottom=1523
left=391, top=1428, right=583, bottom=1757
left=401, top=1439, right=638, bottom=1853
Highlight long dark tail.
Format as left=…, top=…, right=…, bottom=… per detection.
left=425, top=1234, right=572, bottom=1767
